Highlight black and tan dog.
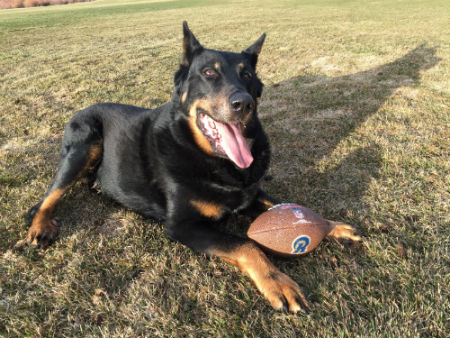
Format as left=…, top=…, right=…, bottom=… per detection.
left=26, top=22, right=360, bottom=313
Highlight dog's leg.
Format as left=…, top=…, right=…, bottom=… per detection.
left=166, top=216, right=309, bottom=313
left=326, top=220, right=361, bottom=242
left=209, top=238, right=309, bottom=313
left=27, top=117, right=103, bottom=247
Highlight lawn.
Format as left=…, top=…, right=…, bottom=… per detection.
left=1, top=0, right=449, bottom=336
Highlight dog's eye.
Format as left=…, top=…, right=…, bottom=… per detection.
left=243, top=71, right=252, bottom=80
left=203, top=69, right=217, bottom=78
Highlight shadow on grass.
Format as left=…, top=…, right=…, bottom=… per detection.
left=260, top=44, right=440, bottom=223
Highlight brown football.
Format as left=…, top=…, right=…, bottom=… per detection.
left=247, top=203, right=332, bottom=256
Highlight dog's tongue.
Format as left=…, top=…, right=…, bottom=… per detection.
left=215, top=121, right=254, bottom=169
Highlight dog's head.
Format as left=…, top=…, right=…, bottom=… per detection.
left=174, top=21, right=266, bottom=169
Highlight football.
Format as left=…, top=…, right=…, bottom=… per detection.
left=247, top=203, right=331, bottom=256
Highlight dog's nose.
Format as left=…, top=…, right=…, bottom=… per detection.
left=229, top=92, right=255, bottom=116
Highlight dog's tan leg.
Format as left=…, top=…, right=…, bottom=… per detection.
left=210, top=241, right=309, bottom=313
left=326, top=220, right=361, bottom=242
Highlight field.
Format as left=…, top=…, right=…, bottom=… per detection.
left=1, top=0, right=449, bottom=336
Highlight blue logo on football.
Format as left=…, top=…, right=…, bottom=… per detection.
left=291, top=235, right=311, bottom=254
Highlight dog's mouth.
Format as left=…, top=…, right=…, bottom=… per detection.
left=197, top=112, right=254, bottom=169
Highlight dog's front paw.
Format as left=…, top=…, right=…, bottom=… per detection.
left=326, top=221, right=361, bottom=242
left=26, top=218, right=59, bottom=247
left=256, top=270, right=309, bottom=313
left=216, top=241, right=309, bottom=313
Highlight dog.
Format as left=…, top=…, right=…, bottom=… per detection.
left=26, top=22, right=360, bottom=313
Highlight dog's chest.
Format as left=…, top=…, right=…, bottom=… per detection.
left=199, top=168, right=262, bottom=213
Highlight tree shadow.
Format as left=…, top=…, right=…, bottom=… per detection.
left=258, top=45, right=440, bottom=226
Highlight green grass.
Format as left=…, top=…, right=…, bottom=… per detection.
left=1, top=0, right=449, bottom=336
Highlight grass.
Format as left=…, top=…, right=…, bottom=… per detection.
left=0, top=0, right=449, bottom=336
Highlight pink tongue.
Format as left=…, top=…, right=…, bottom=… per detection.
left=216, top=121, right=253, bottom=168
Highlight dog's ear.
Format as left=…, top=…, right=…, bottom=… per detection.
left=182, top=21, right=203, bottom=66
left=242, top=33, right=266, bottom=69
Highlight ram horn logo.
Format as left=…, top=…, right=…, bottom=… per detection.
left=291, top=235, right=311, bottom=254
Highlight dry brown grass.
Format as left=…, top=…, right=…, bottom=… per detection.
left=1, top=0, right=449, bottom=336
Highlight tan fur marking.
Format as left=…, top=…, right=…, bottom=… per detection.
left=212, top=91, right=229, bottom=118
left=238, top=62, right=244, bottom=68
left=188, top=100, right=215, bottom=155
left=326, top=221, right=361, bottom=242
left=258, top=197, right=275, bottom=209
left=190, top=200, right=223, bottom=218
left=214, top=62, right=221, bottom=70
left=85, top=144, right=102, bottom=169
left=38, top=188, right=65, bottom=215
left=181, top=91, right=188, bottom=104
left=27, top=188, right=65, bottom=245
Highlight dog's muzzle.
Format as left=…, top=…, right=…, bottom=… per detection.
left=229, top=92, right=255, bottom=120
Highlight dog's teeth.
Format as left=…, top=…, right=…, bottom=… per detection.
left=208, top=120, right=216, bottom=129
